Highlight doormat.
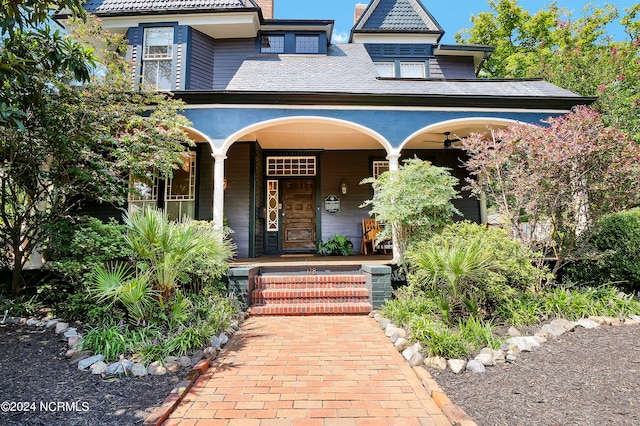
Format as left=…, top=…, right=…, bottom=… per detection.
left=280, top=254, right=314, bottom=258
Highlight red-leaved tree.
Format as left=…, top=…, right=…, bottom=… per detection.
left=462, top=106, right=640, bottom=275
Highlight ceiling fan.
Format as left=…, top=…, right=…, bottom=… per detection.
left=443, top=131, right=461, bottom=148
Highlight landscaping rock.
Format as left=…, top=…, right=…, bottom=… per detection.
left=629, top=314, right=640, bottom=322
left=147, top=361, right=167, bottom=376
left=67, top=335, right=80, bottom=348
left=130, top=363, right=148, bottom=377
left=389, top=328, right=407, bottom=343
left=178, top=356, right=192, bottom=367
left=384, top=324, right=398, bottom=337
left=506, top=336, right=540, bottom=352
left=63, top=328, right=78, bottom=338
left=379, top=319, right=391, bottom=330
left=65, top=349, right=76, bottom=359
left=78, top=354, right=104, bottom=370
left=625, top=318, right=639, bottom=326
left=69, top=350, right=93, bottom=364
left=507, top=326, right=522, bottom=337
left=164, top=356, right=178, bottom=365
left=394, top=338, right=410, bottom=352
left=203, top=346, right=218, bottom=360
left=506, top=354, right=518, bottom=362
left=550, top=318, right=576, bottom=332
left=209, top=335, right=222, bottom=349
left=402, top=343, right=423, bottom=362
left=474, top=353, right=495, bottom=367
left=373, top=313, right=382, bottom=322
left=106, top=360, right=132, bottom=375
left=26, top=319, right=39, bottom=326
left=540, top=323, right=566, bottom=337
left=166, top=361, right=180, bottom=372
left=190, top=350, right=204, bottom=365
left=466, top=359, right=486, bottom=374
left=448, top=359, right=466, bottom=374
left=408, top=352, right=424, bottom=367
left=90, top=361, right=108, bottom=375
left=577, top=318, right=601, bottom=329
left=425, top=356, right=447, bottom=370
left=589, top=316, right=612, bottom=326
left=45, top=319, right=59, bottom=329
left=55, top=322, right=69, bottom=334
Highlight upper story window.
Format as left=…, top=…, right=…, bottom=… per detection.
left=260, top=35, right=285, bottom=53
left=295, top=35, right=319, bottom=54
left=142, top=27, right=174, bottom=91
left=373, top=61, right=427, bottom=78
left=374, top=62, right=395, bottom=78
left=399, top=61, right=426, bottom=78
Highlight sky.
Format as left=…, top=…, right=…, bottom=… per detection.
left=273, top=0, right=638, bottom=44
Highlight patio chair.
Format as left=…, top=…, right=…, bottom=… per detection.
left=360, top=218, right=380, bottom=255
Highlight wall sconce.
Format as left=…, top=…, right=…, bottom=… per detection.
left=340, top=178, right=348, bottom=195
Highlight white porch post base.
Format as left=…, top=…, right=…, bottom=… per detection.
left=387, top=153, right=401, bottom=264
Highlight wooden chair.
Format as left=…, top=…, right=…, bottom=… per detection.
left=360, top=218, right=380, bottom=255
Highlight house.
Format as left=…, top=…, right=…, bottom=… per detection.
left=77, top=0, right=593, bottom=312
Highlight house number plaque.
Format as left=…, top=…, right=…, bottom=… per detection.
left=324, top=195, right=340, bottom=215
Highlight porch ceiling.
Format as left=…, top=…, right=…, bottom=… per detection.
left=402, top=119, right=513, bottom=150
left=246, top=122, right=385, bottom=150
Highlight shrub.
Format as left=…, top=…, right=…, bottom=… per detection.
left=317, top=234, right=354, bottom=256
left=563, top=210, right=640, bottom=293
left=407, top=221, right=551, bottom=322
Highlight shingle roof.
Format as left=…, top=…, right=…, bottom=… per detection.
left=353, top=0, right=443, bottom=33
left=83, top=0, right=254, bottom=14
left=225, top=43, right=584, bottom=99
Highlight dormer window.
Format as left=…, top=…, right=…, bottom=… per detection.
left=260, top=35, right=285, bottom=53
left=295, top=35, right=319, bottom=54
left=374, top=60, right=427, bottom=78
left=142, top=27, right=174, bottom=90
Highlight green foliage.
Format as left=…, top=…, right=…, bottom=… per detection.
left=407, top=222, right=550, bottom=323
left=409, top=317, right=469, bottom=358
left=463, top=107, right=640, bottom=275
left=124, top=207, right=235, bottom=302
left=361, top=158, right=460, bottom=265
left=317, top=234, right=354, bottom=256
left=0, top=294, right=43, bottom=317
left=456, top=1, right=640, bottom=140
left=1, top=14, right=192, bottom=296
left=82, top=323, right=129, bottom=362
left=564, top=210, right=640, bottom=293
left=381, top=287, right=439, bottom=327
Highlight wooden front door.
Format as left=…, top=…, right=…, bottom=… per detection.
left=282, top=179, right=316, bottom=251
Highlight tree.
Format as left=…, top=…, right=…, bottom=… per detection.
left=462, top=106, right=640, bottom=275
left=1, top=14, right=193, bottom=296
left=360, top=158, right=460, bottom=266
left=456, top=0, right=640, bottom=140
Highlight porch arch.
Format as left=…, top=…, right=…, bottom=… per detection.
left=399, top=117, right=523, bottom=151
left=217, top=115, right=393, bottom=156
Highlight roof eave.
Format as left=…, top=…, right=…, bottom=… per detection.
left=174, top=90, right=596, bottom=110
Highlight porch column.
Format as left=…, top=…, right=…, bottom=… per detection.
left=213, top=153, right=227, bottom=230
left=386, top=153, right=401, bottom=263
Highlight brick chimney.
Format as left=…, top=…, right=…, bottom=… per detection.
left=254, top=0, right=273, bottom=19
left=354, top=3, right=368, bottom=24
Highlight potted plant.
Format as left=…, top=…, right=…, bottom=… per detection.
left=317, top=234, right=354, bottom=256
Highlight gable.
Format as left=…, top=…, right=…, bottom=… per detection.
left=353, top=0, right=443, bottom=34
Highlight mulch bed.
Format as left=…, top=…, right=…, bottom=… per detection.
left=0, top=323, right=185, bottom=426
left=429, top=324, right=640, bottom=426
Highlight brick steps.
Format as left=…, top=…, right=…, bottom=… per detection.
left=250, top=302, right=372, bottom=316
left=251, top=273, right=372, bottom=316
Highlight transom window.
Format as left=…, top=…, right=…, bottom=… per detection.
left=373, top=161, right=390, bottom=179
left=142, top=27, right=174, bottom=90
left=260, top=35, right=285, bottom=53
left=266, top=156, right=316, bottom=176
left=295, top=35, right=319, bottom=54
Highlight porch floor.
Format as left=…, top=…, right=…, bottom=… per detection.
left=231, top=253, right=394, bottom=268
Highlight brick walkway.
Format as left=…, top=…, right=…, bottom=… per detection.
left=164, top=316, right=451, bottom=426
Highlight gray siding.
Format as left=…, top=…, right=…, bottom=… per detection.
left=319, top=150, right=388, bottom=246
left=187, top=29, right=215, bottom=90
left=212, top=39, right=255, bottom=89
left=430, top=56, right=477, bottom=79
left=197, top=142, right=214, bottom=220
left=225, top=143, right=252, bottom=258
left=253, top=144, right=265, bottom=257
